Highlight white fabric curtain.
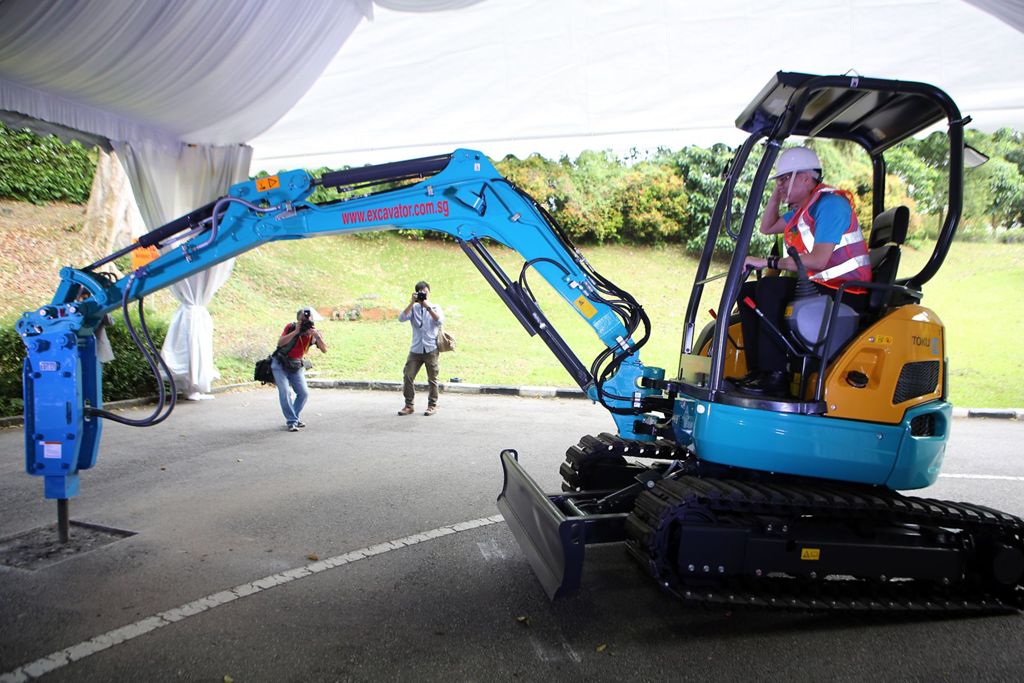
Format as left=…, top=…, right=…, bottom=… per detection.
left=0, top=0, right=373, bottom=146
left=114, top=140, right=253, bottom=399
left=1, top=0, right=377, bottom=398
left=375, top=0, right=485, bottom=10
left=963, top=0, right=1024, bottom=33
left=251, top=0, right=1024, bottom=171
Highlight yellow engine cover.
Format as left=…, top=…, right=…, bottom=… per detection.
left=821, top=305, right=945, bottom=424
left=690, top=322, right=747, bottom=382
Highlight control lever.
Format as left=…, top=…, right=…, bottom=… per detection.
left=742, top=297, right=800, bottom=357
left=786, top=246, right=818, bottom=299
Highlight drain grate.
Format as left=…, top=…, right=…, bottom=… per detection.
left=0, top=521, right=135, bottom=571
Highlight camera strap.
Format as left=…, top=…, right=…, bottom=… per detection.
left=273, top=326, right=301, bottom=360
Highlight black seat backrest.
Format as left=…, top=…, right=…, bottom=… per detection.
left=869, top=206, right=909, bottom=249
left=867, top=206, right=909, bottom=311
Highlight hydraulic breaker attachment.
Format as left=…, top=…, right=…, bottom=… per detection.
left=496, top=449, right=629, bottom=599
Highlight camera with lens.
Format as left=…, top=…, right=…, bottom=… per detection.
left=416, top=291, right=427, bottom=301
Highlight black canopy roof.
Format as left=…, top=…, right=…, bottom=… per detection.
left=735, top=72, right=960, bottom=155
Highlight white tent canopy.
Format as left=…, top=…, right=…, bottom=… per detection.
left=2, top=0, right=1022, bottom=397
left=0, top=0, right=469, bottom=397
left=252, top=0, right=1024, bottom=171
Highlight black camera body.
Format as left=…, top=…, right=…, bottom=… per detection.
left=300, top=319, right=314, bottom=332
left=416, top=291, right=427, bottom=302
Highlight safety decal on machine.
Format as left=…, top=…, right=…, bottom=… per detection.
left=574, top=295, right=597, bottom=319
left=42, top=442, right=62, bottom=459
left=800, top=547, right=821, bottom=561
left=256, top=175, right=280, bottom=193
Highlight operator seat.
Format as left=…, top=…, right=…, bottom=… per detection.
left=866, top=206, right=909, bottom=313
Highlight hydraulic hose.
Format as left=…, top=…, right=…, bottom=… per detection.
left=85, top=271, right=177, bottom=426
left=505, top=181, right=651, bottom=413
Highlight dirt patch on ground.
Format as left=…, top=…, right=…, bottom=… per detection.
left=0, top=520, right=135, bottom=571
left=0, top=200, right=107, bottom=320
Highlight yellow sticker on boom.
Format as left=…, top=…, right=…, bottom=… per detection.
left=256, top=175, right=280, bottom=193
left=800, top=548, right=821, bottom=561
left=574, top=295, right=597, bottom=319
left=130, top=244, right=160, bottom=270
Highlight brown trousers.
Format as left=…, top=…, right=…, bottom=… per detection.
left=403, top=350, right=439, bottom=407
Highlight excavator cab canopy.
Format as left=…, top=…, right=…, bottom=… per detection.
left=683, top=71, right=970, bottom=401
left=735, top=71, right=951, bottom=155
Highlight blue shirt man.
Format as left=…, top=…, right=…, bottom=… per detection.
left=738, top=147, right=870, bottom=397
left=782, top=191, right=851, bottom=246
left=397, top=281, right=445, bottom=416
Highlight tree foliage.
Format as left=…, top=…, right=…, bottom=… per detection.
left=0, top=314, right=170, bottom=415
left=0, top=122, right=95, bottom=204
left=5, top=121, right=1023, bottom=247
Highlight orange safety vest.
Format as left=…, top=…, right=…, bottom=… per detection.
left=783, top=185, right=872, bottom=293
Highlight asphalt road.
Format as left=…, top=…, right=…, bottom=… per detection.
left=1, top=389, right=1022, bottom=682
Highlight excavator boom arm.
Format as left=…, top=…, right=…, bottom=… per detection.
left=17, top=149, right=664, bottom=499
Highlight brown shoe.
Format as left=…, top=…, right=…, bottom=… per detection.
left=397, top=405, right=414, bottom=416
left=424, top=405, right=437, bottom=416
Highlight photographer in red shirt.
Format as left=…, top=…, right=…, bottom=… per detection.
left=271, top=307, right=328, bottom=431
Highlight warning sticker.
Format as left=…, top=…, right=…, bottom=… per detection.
left=42, top=442, right=62, bottom=459
left=256, top=176, right=280, bottom=193
left=800, top=548, right=821, bottom=561
left=574, top=295, right=597, bottom=319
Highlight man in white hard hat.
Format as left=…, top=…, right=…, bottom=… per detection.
left=736, top=146, right=872, bottom=396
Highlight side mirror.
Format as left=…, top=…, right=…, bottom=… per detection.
left=964, top=144, right=989, bottom=169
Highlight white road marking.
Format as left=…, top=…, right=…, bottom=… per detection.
left=0, top=514, right=505, bottom=683
left=476, top=538, right=509, bottom=561
left=528, top=635, right=581, bottom=664
left=5, top=472, right=1020, bottom=681
left=940, top=473, right=1024, bottom=482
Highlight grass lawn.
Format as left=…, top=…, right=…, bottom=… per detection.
left=900, top=241, right=1024, bottom=407
left=205, top=233, right=1022, bottom=408
left=3, top=198, right=1021, bottom=409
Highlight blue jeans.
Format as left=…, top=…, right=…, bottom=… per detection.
left=271, top=356, right=309, bottom=426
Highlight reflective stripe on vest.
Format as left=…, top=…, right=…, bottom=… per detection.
left=784, top=185, right=872, bottom=291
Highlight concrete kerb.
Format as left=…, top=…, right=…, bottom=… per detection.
left=1, top=379, right=1020, bottom=429
left=304, top=378, right=587, bottom=400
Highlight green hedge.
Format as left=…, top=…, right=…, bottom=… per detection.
left=0, top=314, right=170, bottom=417
left=0, top=122, right=96, bottom=204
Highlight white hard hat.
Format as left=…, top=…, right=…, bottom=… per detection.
left=771, top=147, right=822, bottom=179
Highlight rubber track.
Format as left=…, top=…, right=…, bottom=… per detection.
left=560, top=433, right=681, bottom=492
left=625, top=476, right=1024, bottom=613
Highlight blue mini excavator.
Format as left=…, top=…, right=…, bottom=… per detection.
left=18, top=73, right=1023, bottom=612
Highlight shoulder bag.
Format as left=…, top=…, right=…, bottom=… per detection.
left=256, top=326, right=302, bottom=383
left=437, top=327, right=456, bottom=353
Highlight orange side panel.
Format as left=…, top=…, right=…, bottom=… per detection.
left=821, top=306, right=945, bottom=423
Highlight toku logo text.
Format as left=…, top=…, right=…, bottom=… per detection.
left=911, top=335, right=941, bottom=355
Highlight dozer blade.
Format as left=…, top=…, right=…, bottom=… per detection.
left=497, top=449, right=586, bottom=600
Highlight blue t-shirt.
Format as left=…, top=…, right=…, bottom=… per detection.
left=783, top=191, right=852, bottom=246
